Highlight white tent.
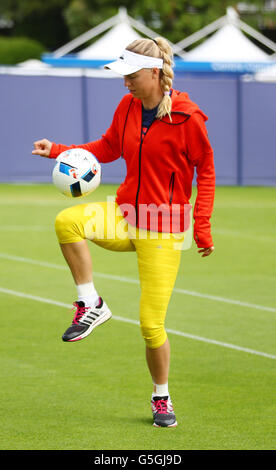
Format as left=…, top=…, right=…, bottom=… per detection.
left=183, top=23, right=271, bottom=62
left=2, top=58, right=117, bottom=77
left=17, top=59, right=50, bottom=68
left=173, top=7, right=276, bottom=63
left=52, top=7, right=175, bottom=60
left=78, top=21, right=141, bottom=60
left=42, top=6, right=276, bottom=73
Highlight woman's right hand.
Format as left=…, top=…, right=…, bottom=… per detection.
left=32, top=138, right=53, bottom=158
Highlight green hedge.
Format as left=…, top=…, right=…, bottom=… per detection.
left=0, top=36, right=45, bottom=65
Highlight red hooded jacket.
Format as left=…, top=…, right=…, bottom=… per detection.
left=49, top=89, right=215, bottom=248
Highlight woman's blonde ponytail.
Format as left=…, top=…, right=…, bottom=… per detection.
left=153, top=37, right=174, bottom=121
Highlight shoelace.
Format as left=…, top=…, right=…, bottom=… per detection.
left=72, top=302, right=89, bottom=325
left=154, top=399, right=170, bottom=414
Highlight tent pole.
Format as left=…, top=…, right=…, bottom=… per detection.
left=126, top=16, right=182, bottom=53
left=53, top=15, right=118, bottom=58
left=238, top=19, right=276, bottom=53
left=173, top=16, right=226, bottom=51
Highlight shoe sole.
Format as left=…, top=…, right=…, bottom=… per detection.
left=65, top=309, right=112, bottom=342
left=153, top=421, right=178, bottom=428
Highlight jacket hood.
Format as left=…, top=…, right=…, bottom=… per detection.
left=161, top=89, right=208, bottom=124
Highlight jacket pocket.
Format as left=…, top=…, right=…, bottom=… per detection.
left=169, top=171, right=175, bottom=205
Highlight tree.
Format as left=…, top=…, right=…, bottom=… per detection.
left=0, top=0, right=275, bottom=51
left=63, top=0, right=276, bottom=46
left=0, top=0, right=71, bottom=49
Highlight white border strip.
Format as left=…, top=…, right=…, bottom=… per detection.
left=0, top=286, right=275, bottom=360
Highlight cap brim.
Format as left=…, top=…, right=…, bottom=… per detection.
left=104, top=60, right=141, bottom=76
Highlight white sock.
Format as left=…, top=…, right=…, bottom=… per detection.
left=152, top=382, right=169, bottom=398
left=76, top=282, right=99, bottom=307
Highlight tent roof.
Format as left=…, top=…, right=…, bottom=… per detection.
left=40, top=6, right=276, bottom=73
left=17, top=59, right=50, bottom=68
left=52, top=7, right=175, bottom=59
left=77, top=21, right=141, bottom=59
left=173, top=7, right=276, bottom=62
left=184, top=23, right=271, bottom=62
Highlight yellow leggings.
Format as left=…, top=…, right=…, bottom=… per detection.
left=55, top=201, right=184, bottom=349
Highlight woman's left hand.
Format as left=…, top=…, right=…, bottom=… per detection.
left=198, top=246, right=214, bottom=257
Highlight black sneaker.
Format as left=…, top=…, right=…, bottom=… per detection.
left=62, top=298, right=112, bottom=342
left=151, top=395, right=178, bottom=427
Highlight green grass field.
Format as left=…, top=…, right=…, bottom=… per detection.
left=0, top=183, right=275, bottom=450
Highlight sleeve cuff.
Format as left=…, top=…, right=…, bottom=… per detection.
left=49, top=142, right=64, bottom=159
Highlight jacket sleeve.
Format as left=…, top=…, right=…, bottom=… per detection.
left=185, top=112, right=215, bottom=248
left=49, top=98, right=124, bottom=163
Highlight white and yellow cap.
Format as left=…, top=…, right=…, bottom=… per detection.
left=104, top=50, right=163, bottom=76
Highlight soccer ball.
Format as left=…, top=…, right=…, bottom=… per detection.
left=52, top=148, right=101, bottom=197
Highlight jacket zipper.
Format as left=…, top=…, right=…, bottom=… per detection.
left=135, top=119, right=155, bottom=226
left=135, top=128, right=144, bottom=227
left=169, top=171, right=175, bottom=205
left=121, top=98, right=134, bottom=158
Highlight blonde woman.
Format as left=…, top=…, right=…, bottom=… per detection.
left=33, top=37, right=215, bottom=427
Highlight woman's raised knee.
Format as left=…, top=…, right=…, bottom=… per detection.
left=55, top=207, right=85, bottom=244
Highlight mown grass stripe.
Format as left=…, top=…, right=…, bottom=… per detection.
left=1, top=252, right=275, bottom=313
left=0, top=286, right=275, bottom=361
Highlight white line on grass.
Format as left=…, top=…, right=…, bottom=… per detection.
left=1, top=200, right=276, bottom=208
left=2, top=224, right=276, bottom=244
left=1, top=252, right=276, bottom=313
left=0, top=200, right=66, bottom=206
left=0, top=286, right=275, bottom=360
left=213, top=229, right=276, bottom=244
left=0, top=225, right=52, bottom=231
left=173, top=287, right=276, bottom=312
left=214, top=203, right=276, bottom=209
left=0, top=253, right=67, bottom=270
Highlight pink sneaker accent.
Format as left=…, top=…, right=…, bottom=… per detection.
left=151, top=395, right=177, bottom=427
left=72, top=302, right=89, bottom=325
left=153, top=398, right=171, bottom=414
